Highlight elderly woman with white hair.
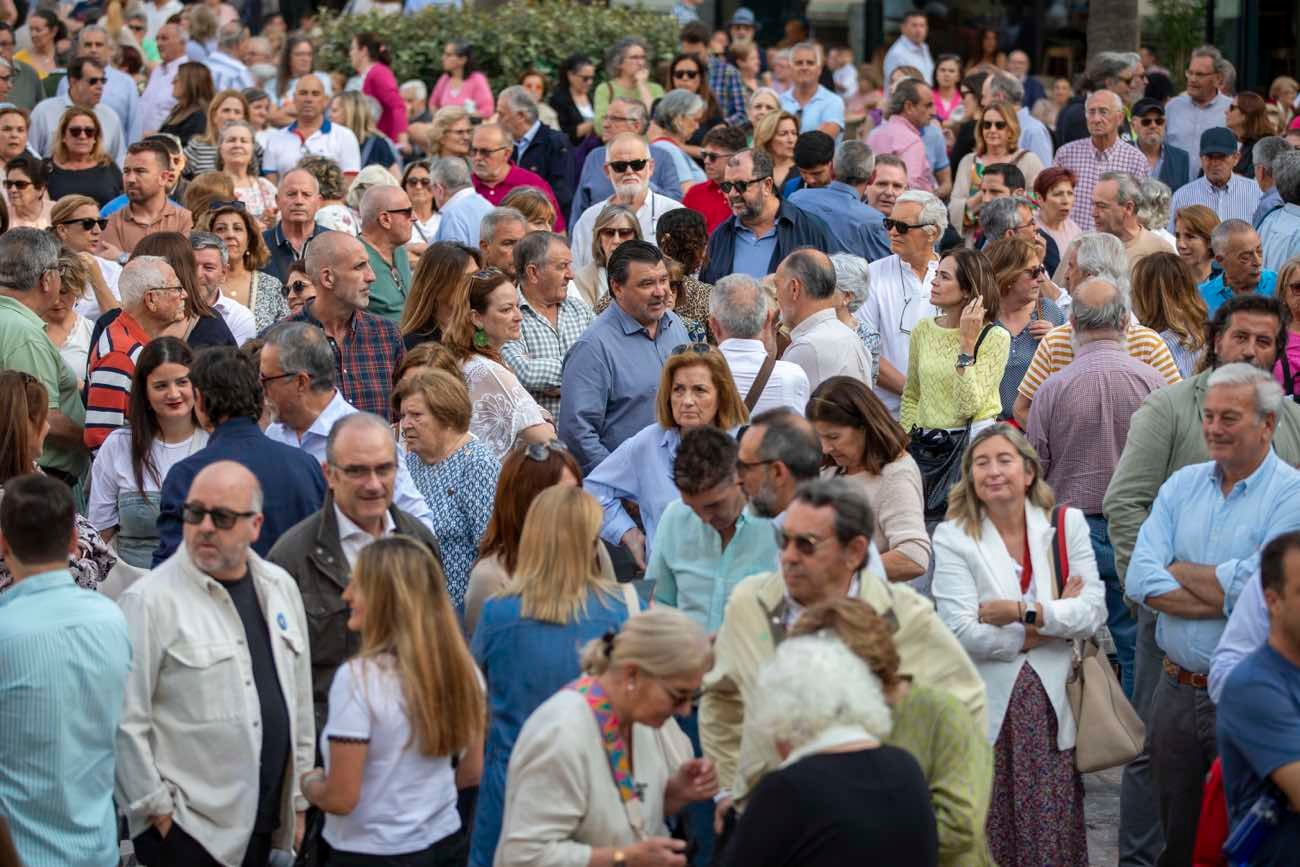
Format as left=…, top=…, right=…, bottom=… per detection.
left=1136, top=176, right=1178, bottom=251
left=650, top=89, right=707, bottom=194
left=719, top=634, right=939, bottom=866
left=831, top=252, right=881, bottom=387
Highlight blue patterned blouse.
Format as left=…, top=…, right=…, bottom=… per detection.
left=404, top=437, right=501, bottom=609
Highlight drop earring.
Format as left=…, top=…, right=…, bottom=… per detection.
left=473, top=327, right=488, bottom=348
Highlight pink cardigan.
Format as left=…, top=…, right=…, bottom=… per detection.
left=429, top=71, right=494, bottom=119
left=363, top=63, right=408, bottom=139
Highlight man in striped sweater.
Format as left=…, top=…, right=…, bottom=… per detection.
left=83, top=256, right=185, bottom=449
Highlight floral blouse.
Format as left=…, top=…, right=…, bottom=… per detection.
left=461, top=354, right=550, bottom=460
left=250, top=271, right=290, bottom=332
left=0, top=480, right=116, bottom=593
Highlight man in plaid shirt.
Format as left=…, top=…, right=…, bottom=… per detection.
left=1053, top=89, right=1149, bottom=232
left=680, top=22, right=748, bottom=127
left=289, top=231, right=404, bottom=420
left=501, top=231, right=593, bottom=417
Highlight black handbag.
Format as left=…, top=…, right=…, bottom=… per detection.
left=907, top=324, right=994, bottom=522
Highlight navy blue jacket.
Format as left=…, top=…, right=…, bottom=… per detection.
left=699, top=199, right=840, bottom=284
left=1156, top=144, right=1191, bottom=195
left=516, top=123, right=575, bottom=219
left=152, top=417, right=327, bottom=566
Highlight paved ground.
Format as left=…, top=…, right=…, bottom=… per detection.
left=1085, top=767, right=1123, bottom=865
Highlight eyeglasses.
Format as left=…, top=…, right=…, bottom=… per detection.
left=735, top=457, right=775, bottom=474
left=58, top=217, right=108, bottom=231
left=384, top=207, right=414, bottom=219
left=658, top=681, right=703, bottom=706
left=469, top=145, right=509, bottom=158
left=331, top=461, right=398, bottom=480
left=3, top=179, right=31, bottom=190
left=774, top=528, right=838, bottom=556
left=607, top=159, right=648, bottom=173
left=404, top=176, right=432, bottom=188
left=671, top=342, right=711, bottom=356
left=82, top=76, right=107, bottom=86
left=883, top=218, right=929, bottom=233
left=981, top=119, right=1008, bottom=130
left=283, top=279, right=309, bottom=298
left=605, top=114, right=638, bottom=126
left=1137, top=116, right=1165, bottom=127
left=673, top=68, right=700, bottom=79
left=149, top=285, right=186, bottom=297
left=259, top=370, right=298, bottom=386
left=182, top=502, right=257, bottom=529
left=522, top=439, right=568, bottom=461
left=66, top=126, right=97, bottom=138
left=700, top=150, right=731, bottom=163
left=718, top=176, right=770, bottom=194
left=576, top=74, right=595, bottom=83
left=599, top=227, right=637, bottom=240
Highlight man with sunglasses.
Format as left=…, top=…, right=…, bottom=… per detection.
left=28, top=55, right=125, bottom=164
left=469, top=122, right=566, bottom=232
left=569, top=97, right=682, bottom=227
left=356, top=185, right=414, bottom=322
left=682, top=124, right=746, bottom=233
left=569, top=132, right=683, bottom=270
left=99, top=140, right=193, bottom=260
left=117, top=461, right=315, bottom=867
left=1133, top=98, right=1190, bottom=193
left=699, top=148, right=835, bottom=283
left=55, top=26, right=142, bottom=143
left=702, top=477, right=985, bottom=828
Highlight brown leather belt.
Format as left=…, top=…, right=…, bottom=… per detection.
left=1163, top=656, right=1209, bottom=689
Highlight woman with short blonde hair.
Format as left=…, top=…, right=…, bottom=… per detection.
left=572, top=203, right=641, bottom=307
left=500, top=186, right=556, bottom=232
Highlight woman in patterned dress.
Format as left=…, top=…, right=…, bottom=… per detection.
left=197, top=200, right=289, bottom=331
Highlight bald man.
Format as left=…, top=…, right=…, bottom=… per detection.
left=261, top=73, right=360, bottom=177
left=263, top=167, right=327, bottom=283
left=289, top=231, right=404, bottom=418
left=117, top=460, right=314, bottom=867
left=357, top=185, right=414, bottom=322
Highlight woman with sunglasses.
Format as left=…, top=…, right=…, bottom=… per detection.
left=197, top=199, right=289, bottom=331
left=0, top=371, right=115, bottom=594
left=401, top=160, right=440, bottom=255
left=282, top=259, right=317, bottom=318
left=49, top=194, right=120, bottom=319
left=88, top=337, right=208, bottom=569
left=218, top=120, right=276, bottom=228
left=392, top=369, right=500, bottom=610
left=572, top=203, right=641, bottom=308
left=662, top=54, right=722, bottom=150
left=45, top=108, right=122, bottom=208
left=948, top=101, right=1042, bottom=241
left=1225, top=91, right=1275, bottom=177
left=493, top=607, right=715, bottom=867
left=986, top=237, right=1062, bottom=418
left=550, top=53, right=599, bottom=148
left=5, top=153, right=49, bottom=228
left=469, top=485, right=636, bottom=867
left=585, top=345, right=748, bottom=572
left=43, top=248, right=95, bottom=392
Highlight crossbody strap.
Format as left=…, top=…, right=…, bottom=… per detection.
left=744, top=355, right=776, bottom=411
left=961, top=323, right=996, bottom=430
left=568, top=675, right=648, bottom=839
left=1050, top=505, right=1070, bottom=597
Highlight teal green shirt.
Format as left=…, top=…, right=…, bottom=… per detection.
left=362, top=240, right=412, bottom=322
left=0, top=294, right=86, bottom=477
left=649, top=500, right=779, bottom=632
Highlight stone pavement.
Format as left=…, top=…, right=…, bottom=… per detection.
left=1085, top=767, right=1123, bottom=865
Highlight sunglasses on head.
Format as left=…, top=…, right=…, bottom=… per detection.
left=182, top=502, right=257, bottom=530
left=671, top=342, right=711, bottom=356
left=59, top=216, right=108, bottom=231
left=981, top=119, right=1008, bottom=130
left=522, top=439, right=569, bottom=461
left=718, top=176, right=769, bottom=195
left=210, top=199, right=247, bottom=213
left=607, top=159, right=649, bottom=173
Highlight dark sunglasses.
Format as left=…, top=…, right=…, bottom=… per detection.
left=384, top=207, right=414, bottom=218
left=773, top=528, right=836, bottom=556
left=522, top=439, right=569, bottom=461
left=404, top=176, right=433, bottom=188
left=599, top=226, right=637, bottom=240
left=1137, top=116, right=1165, bottom=126
left=607, top=159, right=649, bottom=173
left=883, top=218, right=929, bottom=233
left=673, top=68, right=700, bottom=79
left=282, top=279, right=309, bottom=298
left=66, top=126, right=97, bottom=138
left=210, top=199, right=247, bottom=213
left=1026, top=264, right=1047, bottom=278
left=82, top=76, right=107, bottom=86
left=719, top=176, right=769, bottom=195
left=575, top=74, right=595, bottom=83
left=671, top=342, right=711, bottom=356
left=3, top=179, right=31, bottom=190
left=700, top=150, right=730, bottom=162
left=981, top=119, right=1008, bottom=130
left=182, top=502, right=257, bottom=529
left=58, top=217, right=108, bottom=230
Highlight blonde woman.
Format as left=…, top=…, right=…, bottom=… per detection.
left=330, top=91, right=401, bottom=176
left=301, top=535, right=486, bottom=863
left=217, top=120, right=277, bottom=227
left=753, top=109, right=799, bottom=192
left=932, top=424, right=1105, bottom=867
left=1131, top=252, right=1208, bottom=379
left=571, top=203, right=641, bottom=307
left=494, top=607, right=717, bottom=866
left=470, top=485, right=634, bottom=867
left=43, top=248, right=95, bottom=389
left=48, top=194, right=120, bottom=319
left=948, top=101, right=1044, bottom=238
left=183, top=88, right=252, bottom=176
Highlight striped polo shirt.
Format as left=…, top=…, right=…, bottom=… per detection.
left=1017, top=321, right=1183, bottom=402
left=84, top=311, right=148, bottom=450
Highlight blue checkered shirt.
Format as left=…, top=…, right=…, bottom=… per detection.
left=501, top=289, right=594, bottom=416
left=709, top=57, right=748, bottom=127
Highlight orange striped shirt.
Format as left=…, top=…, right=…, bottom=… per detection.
left=1018, top=322, right=1182, bottom=401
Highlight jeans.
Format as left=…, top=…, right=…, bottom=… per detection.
left=1119, top=607, right=1167, bottom=866
left=1085, top=514, right=1136, bottom=697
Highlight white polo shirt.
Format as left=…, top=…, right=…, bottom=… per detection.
left=858, top=253, right=938, bottom=415
left=261, top=118, right=361, bottom=175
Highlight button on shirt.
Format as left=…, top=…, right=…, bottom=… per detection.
left=1260, top=204, right=1300, bottom=272
left=1164, top=93, right=1232, bottom=165
left=501, top=289, right=594, bottom=417
left=262, top=119, right=362, bottom=175
left=289, top=303, right=405, bottom=420
left=0, top=569, right=131, bottom=867
left=787, top=181, right=891, bottom=260
left=780, top=85, right=847, bottom=137
left=585, top=423, right=682, bottom=552
left=139, top=55, right=185, bottom=135
left=1127, top=450, right=1300, bottom=673
left=1199, top=269, right=1277, bottom=315
left=717, top=338, right=810, bottom=415
left=859, top=254, right=938, bottom=414
left=335, top=503, right=397, bottom=570
left=1168, top=173, right=1263, bottom=232
left=784, top=307, right=874, bottom=391
left=649, top=501, right=779, bottom=632
left=1052, top=137, right=1149, bottom=231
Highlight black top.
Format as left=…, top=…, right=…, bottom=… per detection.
left=359, top=133, right=400, bottom=170
left=45, top=162, right=123, bottom=208
left=160, top=110, right=206, bottom=147
left=720, top=746, right=939, bottom=867
left=224, top=572, right=292, bottom=833
left=550, top=88, right=594, bottom=146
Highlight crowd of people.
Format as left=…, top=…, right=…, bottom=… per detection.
left=2, top=2, right=1300, bottom=867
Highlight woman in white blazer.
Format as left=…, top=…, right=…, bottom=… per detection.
left=931, top=423, right=1105, bottom=867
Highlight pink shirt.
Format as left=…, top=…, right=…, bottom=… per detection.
left=866, top=114, right=935, bottom=192
left=472, top=165, right=566, bottom=232
left=362, top=63, right=408, bottom=140
left=429, top=71, right=495, bottom=119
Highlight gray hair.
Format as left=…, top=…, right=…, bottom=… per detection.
left=1210, top=218, right=1257, bottom=255
left=118, top=256, right=173, bottom=306
left=1084, top=51, right=1141, bottom=91
left=217, top=22, right=244, bottom=52
left=217, top=118, right=256, bottom=148
left=979, top=195, right=1031, bottom=240
left=1190, top=45, right=1228, bottom=77
left=790, top=41, right=824, bottom=65
left=653, top=88, right=705, bottom=133
left=1086, top=89, right=1125, bottom=113
left=782, top=248, right=837, bottom=300
left=1275, top=150, right=1300, bottom=205
left=1136, top=177, right=1172, bottom=231
left=709, top=273, right=768, bottom=338
left=77, top=24, right=109, bottom=46
left=1253, top=136, right=1292, bottom=177
left=480, top=207, right=527, bottom=244
left=0, top=228, right=60, bottom=292
left=748, top=86, right=781, bottom=111
left=1100, top=171, right=1143, bottom=210
left=888, top=78, right=927, bottom=116
left=325, top=412, right=397, bottom=466
left=263, top=322, right=337, bottom=392
left=1071, top=277, right=1129, bottom=334
left=400, top=80, right=428, bottom=103
left=833, top=140, right=874, bottom=184
left=190, top=231, right=229, bottom=267
left=1207, top=361, right=1283, bottom=419
left=752, top=635, right=893, bottom=753
left=428, top=156, right=472, bottom=193
left=985, top=71, right=1024, bottom=105
left=513, top=230, right=565, bottom=281
left=829, top=252, right=871, bottom=312
left=498, top=85, right=540, bottom=124
left=609, top=98, right=649, bottom=133
left=894, top=190, right=948, bottom=238
left=792, top=477, right=876, bottom=548
left=605, top=37, right=648, bottom=79
left=1073, top=232, right=1128, bottom=282
left=752, top=408, right=823, bottom=481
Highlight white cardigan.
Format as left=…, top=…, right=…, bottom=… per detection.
left=932, top=504, right=1106, bottom=750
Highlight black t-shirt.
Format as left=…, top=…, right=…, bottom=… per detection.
left=225, top=572, right=292, bottom=833
left=45, top=161, right=124, bottom=208
left=721, top=746, right=939, bottom=867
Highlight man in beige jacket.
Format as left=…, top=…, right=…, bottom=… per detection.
left=701, top=478, right=987, bottom=825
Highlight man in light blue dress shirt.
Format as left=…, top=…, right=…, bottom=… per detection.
left=882, top=11, right=934, bottom=84
left=779, top=43, right=846, bottom=139
left=430, top=156, right=495, bottom=248
left=56, top=25, right=142, bottom=142
left=789, top=137, right=891, bottom=260
left=0, top=475, right=131, bottom=867
left=1258, top=150, right=1300, bottom=272
left=1127, top=363, right=1300, bottom=867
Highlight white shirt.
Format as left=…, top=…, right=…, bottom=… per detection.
left=29, top=97, right=126, bottom=164
left=75, top=256, right=123, bottom=321
left=264, top=390, right=437, bottom=533
left=143, top=0, right=183, bottom=38
left=831, top=63, right=859, bottom=99
left=140, top=55, right=186, bottom=134
left=88, top=427, right=210, bottom=530
left=205, top=49, right=255, bottom=92
left=783, top=308, right=873, bottom=392
left=569, top=191, right=684, bottom=271
left=212, top=292, right=256, bottom=346
left=883, top=36, right=934, bottom=84
left=334, top=503, right=397, bottom=570
left=859, top=254, right=938, bottom=413
left=262, top=119, right=362, bottom=175
left=717, top=337, right=810, bottom=415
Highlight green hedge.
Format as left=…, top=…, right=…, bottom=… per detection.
left=316, top=1, right=680, bottom=96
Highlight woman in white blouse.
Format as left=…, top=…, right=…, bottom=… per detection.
left=931, top=424, right=1105, bottom=867
left=444, top=268, right=555, bottom=459
left=494, top=608, right=717, bottom=867
left=49, top=194, right=120, bottom=320
left=89, top=337, right=209, bottom=568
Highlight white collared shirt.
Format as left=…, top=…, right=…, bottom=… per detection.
left=334, top=503, right=397, bottom=570
left=262, top=119, right=361, bottom=175
left=569, top=191, right=684, bottom=270
left=860, top=253, right=939, bottom=414
left=717, top=337, right=810, bottom=415
left=783, top=308, right=873, bottom=392
left=883, top=36, right=934, bottom=84
left=212, top=292, right=256, bottom=346
left=140, top=55, right=186, bottom=134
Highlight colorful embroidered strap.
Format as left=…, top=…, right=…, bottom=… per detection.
left=569, top=675, right=639, bottom=804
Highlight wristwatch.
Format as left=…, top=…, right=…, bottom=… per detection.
left=956, top=352, right=976, bottom=368
left=1023, top=606, right=1038, bottom=626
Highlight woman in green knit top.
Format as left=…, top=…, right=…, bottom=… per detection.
left=792, top=597, right=995, bottom=867
left=899, top=248, right=1010, bottom=434
left=593, top=37, right=664, bottom=135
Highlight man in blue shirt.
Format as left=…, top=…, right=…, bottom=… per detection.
left=1217, top=530, right=1300, bottom=866
left=0, top=474, right=131, bottom=867
left=790, top=136, right=891, bottom=261
left=779, top=42, right=846, bottom=139
left=559, top=241, right=690, bottom=473
left=1199, top=219, right=1277, bottom=315
left=1128, top=363, right=1300, bottom=867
